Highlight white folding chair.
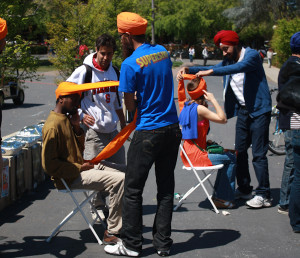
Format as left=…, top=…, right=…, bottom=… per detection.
left=46, top=178, right=106, bottom=245
left=174, top=143, right=224, bottom=214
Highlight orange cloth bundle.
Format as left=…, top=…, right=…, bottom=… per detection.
left=214, top=30, right=239, bottom=47
left=117, top=12, right=147, bottom=35
left=55, top=81, right=119, bottom=99
left=0, top=17, right=8, bottom=40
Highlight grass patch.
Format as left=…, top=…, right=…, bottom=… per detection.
left=172, top=61, right=183, bottom=67
left=37, top=66, right=57, bottom=72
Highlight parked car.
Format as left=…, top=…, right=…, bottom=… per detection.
left=0, top=72, right=25, bottom=108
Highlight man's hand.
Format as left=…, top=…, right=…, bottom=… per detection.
left=176, top=67, right=189, bottom=81
left=80, top=162, right=94, bottom=171
left=83, top=114, right=95, bottom=127
left=68, top=112, right=80, bottom=127
left=195, top=69, right=213, bottom=77
left=68, top=112, right=83, bottom=136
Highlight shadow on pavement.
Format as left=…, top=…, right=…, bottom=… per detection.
left=0, top=229, right=94, bottom=257
left=2, top=103, right=44, bottom=110
left=0, top=178, right=54, bottom=227
left=141, top=227, right=240, bottom=257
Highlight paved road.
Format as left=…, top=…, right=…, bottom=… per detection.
left=0, top=60, right=299, bottom=257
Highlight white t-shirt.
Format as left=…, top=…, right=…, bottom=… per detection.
left=67, top=53, right=122, bottom=133
left=230, top=47, right=246, bottom=106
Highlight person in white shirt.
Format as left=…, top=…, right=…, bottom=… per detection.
left=202, top=46, right=209, bottom=66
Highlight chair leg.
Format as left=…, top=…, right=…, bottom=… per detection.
left=174, top=170, right=220, bottom=214
left=46, top=191, right=103, bottom=245
left=84, top=192, right=107, bottom=228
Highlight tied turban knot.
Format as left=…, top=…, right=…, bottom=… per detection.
left=0, top=17, right=7, bottom=41
left=214, top=30, right=239, bottom=47
left=117, top=12, right=147, bottom=35
left=290, top=31, right=300, bottom=54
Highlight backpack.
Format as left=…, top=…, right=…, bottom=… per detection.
left=83, top=64, right=121, bottom=106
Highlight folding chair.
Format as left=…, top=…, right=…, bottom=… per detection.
left=46, top=178, right=106, bottom=245
left=174, top=143, right=224, bottom=214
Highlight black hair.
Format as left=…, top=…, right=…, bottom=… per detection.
left=96, top=34, right=117, bottom=52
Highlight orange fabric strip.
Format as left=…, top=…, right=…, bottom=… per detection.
left=88, top=112, right=137, bottom=164
left=178, top=74, right=196, bottom=112
left=55, top=81, right=119, bottom=99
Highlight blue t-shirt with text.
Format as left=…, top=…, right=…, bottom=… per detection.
left=119, top=43, right=178, bottom=130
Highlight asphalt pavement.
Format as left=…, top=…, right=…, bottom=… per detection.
left=0, top=58, right=299, bottom=258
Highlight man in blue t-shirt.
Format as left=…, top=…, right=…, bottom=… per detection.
left=104, top=12, right=181, bottom=257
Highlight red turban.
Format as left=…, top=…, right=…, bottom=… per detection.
left=0, top=17, right=8, bottom=40
left=117, top=12, right=147, bottom=35
left=214, top=30, right=239, bottom=47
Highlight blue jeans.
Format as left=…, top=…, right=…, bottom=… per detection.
left=279, top=130, right=294, bottom=208
left=208, top=152, right=236, bottom=202
left=289, top=130, right=300, bottom=231
left=189, top=54, right=193, bottom=63
left=121, top=124, right=182, bottom=252
left=235, top=108, right=271, bottom=198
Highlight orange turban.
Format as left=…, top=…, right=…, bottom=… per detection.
left=0, top=17, right=8, bottom=40
left=117, top=12, right=147, bottom=35
left=55, top=81, right=119, bottom=99
left=178, top=74, right=207, bottom=112
left=187, top=77, right=207, bottom=100
left=214, top=30, right=239, bottom=47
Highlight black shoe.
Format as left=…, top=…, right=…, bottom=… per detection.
left=277, top=206, right=288, bottom=215
left=157, top=250, right=170, bottom=256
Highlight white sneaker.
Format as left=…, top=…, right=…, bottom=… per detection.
left=104, top=241, right=140, bottom=257
left=246, top=195, right=272, bottom=208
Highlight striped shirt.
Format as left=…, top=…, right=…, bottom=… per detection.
left=291, top=112, right=300, bottom=129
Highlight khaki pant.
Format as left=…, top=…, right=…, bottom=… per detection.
left=70, top=162, right=125, bottom=234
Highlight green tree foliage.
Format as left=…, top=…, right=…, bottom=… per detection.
left=223, top=0, right=299, bottom=47
left=271, top=18, right=300, bottom=66
left=0, top=36, right=41, bottom=87
left=154, top=0, right=235, bottom=44
left=0, top=1, right=43, bottom=87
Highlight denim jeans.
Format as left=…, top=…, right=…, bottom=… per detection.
left=279, top=130, right=294, bottom=208
left=121, top=124, right=182, bottom=252
left=235, top=108, right=271, bottom=198
left=289, top=130, right=300, bottom=231
left=208, top=152, right=236, bottom=202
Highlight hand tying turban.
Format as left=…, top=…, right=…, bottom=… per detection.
left=0, top=17, right=8, bottom=40
left=290, top=31, right=300, bottom=54
left=117, top=12, right=147, bottom=35
left=214, top=30, right=239, bottom=47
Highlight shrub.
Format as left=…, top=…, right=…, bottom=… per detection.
left=271, top=18, right=300, bottom=66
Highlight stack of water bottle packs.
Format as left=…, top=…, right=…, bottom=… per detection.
left=1, top=122, right=44, bottom=155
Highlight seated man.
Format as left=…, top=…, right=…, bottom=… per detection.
left=41, top=87, right=125, bottom=246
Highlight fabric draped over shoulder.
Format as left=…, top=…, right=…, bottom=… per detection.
left=55, top=80, right=137, bottom=164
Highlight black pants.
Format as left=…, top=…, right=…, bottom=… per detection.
left=121, top=123, right=182, bottom=252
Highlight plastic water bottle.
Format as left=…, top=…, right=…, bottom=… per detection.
left=174, top=193, right=182, bottom=200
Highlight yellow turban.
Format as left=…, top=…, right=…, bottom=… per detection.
left=117, top=12, right=147, bottom=35
left=0, top=17, right=8, bottom=40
